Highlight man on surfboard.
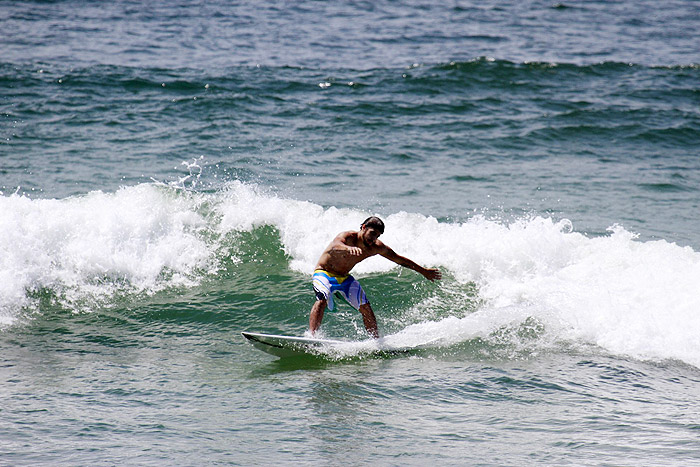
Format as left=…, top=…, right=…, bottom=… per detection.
left=309, top=216, right=441, bottom=338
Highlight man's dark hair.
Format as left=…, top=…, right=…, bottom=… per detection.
left=361, top=216, right=385, bottom=234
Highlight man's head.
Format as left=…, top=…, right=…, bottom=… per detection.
left=360, top=216, right=384, bottom=246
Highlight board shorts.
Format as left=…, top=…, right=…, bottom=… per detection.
left=312, top=269, right=369, bottom=311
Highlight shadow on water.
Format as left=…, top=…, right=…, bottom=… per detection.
left=248, top=347, right=425, bottom=375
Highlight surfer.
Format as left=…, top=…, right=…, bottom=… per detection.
left=309, top=216, right=441, bottom=338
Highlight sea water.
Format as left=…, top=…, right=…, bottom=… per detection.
left=2, top=0, right=700, bottom=465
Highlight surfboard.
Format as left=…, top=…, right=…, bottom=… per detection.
left=242, top=331, right=431, bottom=358
left=241, top=331, right=349, bottom=358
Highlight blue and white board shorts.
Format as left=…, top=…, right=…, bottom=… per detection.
left=313, top=269, right=369, bottom=311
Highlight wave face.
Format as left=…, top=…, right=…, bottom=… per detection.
left=2, top=182, right=699, bottom=368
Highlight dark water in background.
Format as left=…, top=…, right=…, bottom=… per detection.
left=2, top=0, right=700, bottom=465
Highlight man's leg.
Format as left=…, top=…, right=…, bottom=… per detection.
left=309, top=298, right=327, bottom=336
left=359, top=303, right=379, bottom=338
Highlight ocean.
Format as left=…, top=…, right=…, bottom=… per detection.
left=2, top=0, right=700, bottom=465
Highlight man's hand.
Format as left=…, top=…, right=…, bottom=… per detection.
left=422, top=268, right=442, bottom=282
left=347, top=246, right=363, bottom=256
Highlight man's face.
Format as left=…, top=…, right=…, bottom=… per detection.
left=361, top=226, right=382, bottom=246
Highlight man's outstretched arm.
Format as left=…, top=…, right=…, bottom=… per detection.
left=379, top=245, right=442, bottom=281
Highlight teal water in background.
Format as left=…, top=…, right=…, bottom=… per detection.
left=2, top=0, right=700, bottom=465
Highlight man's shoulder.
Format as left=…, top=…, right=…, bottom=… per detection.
left=336, top=230, right=358, bottom=241
left=371, top=239, right=392, bottom=254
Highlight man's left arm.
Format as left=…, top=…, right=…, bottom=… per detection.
left=379, top=244, right=442, bottom=281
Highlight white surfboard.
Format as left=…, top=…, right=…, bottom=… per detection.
left=241, top=331, right=349, bottom=358
left=241, top=331, right=417, bottom=358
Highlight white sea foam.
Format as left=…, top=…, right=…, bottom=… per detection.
left=0, top=184, right=214, bottom=324
left=3, top=181, right=700, bottom=368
